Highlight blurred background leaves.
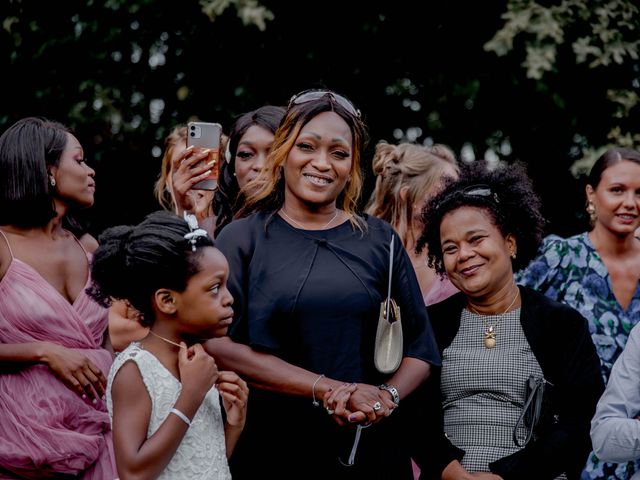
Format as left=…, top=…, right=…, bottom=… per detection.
left=2, top=0, right=638, bottom=236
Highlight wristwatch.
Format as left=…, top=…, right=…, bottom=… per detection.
left=378, top=383, right=400, bottom=406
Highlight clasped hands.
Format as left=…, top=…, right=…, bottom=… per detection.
left=322, top=382, right=396, bottom=426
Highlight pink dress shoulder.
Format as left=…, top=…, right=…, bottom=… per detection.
left=423, top=275, right=458, bottom=306
left=0, top=233, right=116, bottom=479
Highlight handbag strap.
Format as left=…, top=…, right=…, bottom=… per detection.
left=385, top=235, right=395, bottom=323
left=512, top=377, right=546, bottom=448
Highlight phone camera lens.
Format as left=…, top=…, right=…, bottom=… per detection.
left=190, top=132, right=195, bottom=137
left=190, top=125, right=196, bottom=130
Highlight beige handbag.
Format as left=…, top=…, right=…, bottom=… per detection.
left=374, top=235, right=403, bottom=374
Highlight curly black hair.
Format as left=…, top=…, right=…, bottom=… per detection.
left=86, top=210, right=214, bottom=326
left=416, top=161, right=546, bottom=276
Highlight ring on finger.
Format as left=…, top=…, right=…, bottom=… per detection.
left=326, top=407, right=335, bottom=415
left=372, top=401, right=382, bottom=412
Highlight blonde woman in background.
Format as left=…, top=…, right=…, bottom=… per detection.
left=154, top=126, right=188, bottom=213
left=366, top=141, right=459, bottom=306
left=155, top=125, right=225, bottom=232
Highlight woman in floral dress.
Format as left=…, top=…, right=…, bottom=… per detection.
left=518, top=147, right=640, bottom=480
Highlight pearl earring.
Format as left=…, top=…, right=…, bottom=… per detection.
left=49, top=176, right=56, bottom=187
left=586, top=202, right=597, bottom=223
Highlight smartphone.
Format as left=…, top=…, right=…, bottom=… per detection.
left=186, top=121, right=222, bottom=190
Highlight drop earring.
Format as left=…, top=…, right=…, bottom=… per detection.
left=49, top=176, right=56, bottom=187
left=586, top=202, right=597, bottom=224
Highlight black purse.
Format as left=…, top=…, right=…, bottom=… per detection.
left=512, top=375, right=553, bottom=448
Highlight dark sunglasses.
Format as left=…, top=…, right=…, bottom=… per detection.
left=288, top=89, right=361, bottom=118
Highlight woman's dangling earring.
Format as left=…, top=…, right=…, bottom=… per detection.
left=49, top=176, right=56, bottom=187
left=586, top=202, right=597, bottom=224
left=510, top=250, right=517, bottom=260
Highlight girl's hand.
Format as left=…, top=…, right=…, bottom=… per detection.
left=171, top=147, right=214, bottom=215
left=323, top=383, right=357, bottom=426
left=178, top=343, right=219, bottom=407
left=470, top=474, right=504, bottom=479
left=216, top=371, right=249, bottom=428
left=41, top=342, right=107, bottom=401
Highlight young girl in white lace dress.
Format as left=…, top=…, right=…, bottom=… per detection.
left=87, top=211, right=248, bottom=480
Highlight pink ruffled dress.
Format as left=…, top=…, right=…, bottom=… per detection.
left=0, top=230, right=116, bottom=479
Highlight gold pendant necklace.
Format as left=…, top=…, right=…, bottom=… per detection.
left=468, top=287, right=520, bottom=349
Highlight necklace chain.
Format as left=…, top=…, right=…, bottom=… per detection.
left=149, top=330, right=186, bottom=349
left=468, top=287, right=520, bottom=348
left=280, top=209, right=340, bottom=230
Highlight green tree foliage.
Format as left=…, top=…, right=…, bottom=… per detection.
left=1, top=0, right=637, bottom=236
left=485, top=0, right=640, bottom=175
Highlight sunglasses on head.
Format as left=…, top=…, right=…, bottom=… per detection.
left=438, top=184, right=500, bottom=209
left=288, top=89, right=361, bottom=118
left=462, top=184, right=499, bottom=203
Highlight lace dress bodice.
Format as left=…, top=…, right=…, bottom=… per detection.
left=107, top=343, right=231, bottom=480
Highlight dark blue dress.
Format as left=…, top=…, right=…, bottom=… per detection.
left=215, top=211, right=439, bottom=479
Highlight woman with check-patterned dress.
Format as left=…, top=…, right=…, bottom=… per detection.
left=409, top=162, right=604, bottom=480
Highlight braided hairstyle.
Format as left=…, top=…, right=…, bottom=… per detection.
left=365, top=141, right=457, bottom=248
left=87, top=210, right=214, bottom=326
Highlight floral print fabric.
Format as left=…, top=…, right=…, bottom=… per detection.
left=517, top=232, right=640, bottom=480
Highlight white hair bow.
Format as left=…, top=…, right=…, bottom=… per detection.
left=183, top=212, right=209, bottom=251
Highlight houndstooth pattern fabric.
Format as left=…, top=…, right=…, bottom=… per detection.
left=441, top=307, right=548, bottom=473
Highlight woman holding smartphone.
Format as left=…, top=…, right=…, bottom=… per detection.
left=170, top=106, right=285, bottom=236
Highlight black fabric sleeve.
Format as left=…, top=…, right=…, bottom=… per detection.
left=391, top=231, right=441, bottom=367
left=214, top=217, right=255, bottom=344
left=408, top=295, right=468, bottom=479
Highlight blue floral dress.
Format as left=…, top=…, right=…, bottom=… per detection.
left=517, top=232, right=640, bottom=480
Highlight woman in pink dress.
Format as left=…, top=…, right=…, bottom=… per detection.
left=0, top=117, right=116, bottom=478
left=366, top=141, right=459, bottom=305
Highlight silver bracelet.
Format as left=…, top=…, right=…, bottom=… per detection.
left=378, top=383, right=400, bottom=406
left=170, top=407, right=191, bottom=427
left=311, top=374, right=325, bottom=407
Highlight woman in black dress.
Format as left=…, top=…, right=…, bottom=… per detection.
left=205, top=90, right=439, bottom=479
